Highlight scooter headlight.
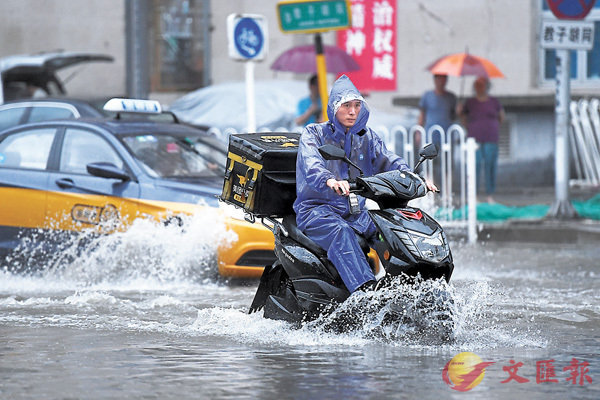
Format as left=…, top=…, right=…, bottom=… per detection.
left=406, top=229, right=449, bottom=263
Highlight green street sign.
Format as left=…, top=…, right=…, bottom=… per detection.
left=277, top=0, right=351, bottom=33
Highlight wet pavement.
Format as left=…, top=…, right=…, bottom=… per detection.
left=0, top=208, right=598, bottom=399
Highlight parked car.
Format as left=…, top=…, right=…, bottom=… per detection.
left=0, top=98, right=274, bottom=278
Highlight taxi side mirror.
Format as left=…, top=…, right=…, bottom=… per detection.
left=87, top=162, right=131, bottom=181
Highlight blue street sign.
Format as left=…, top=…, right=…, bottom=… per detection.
left=234, top=17, right=264, bottom=59
left=546, top=0, right=597, bottom=20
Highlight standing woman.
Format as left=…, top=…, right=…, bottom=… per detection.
left=458, top=76, right=505, bottom=203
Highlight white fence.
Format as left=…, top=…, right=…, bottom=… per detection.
left=569, top=99, right=600, bottom=187
left=211, top=124, right=478, bottom=243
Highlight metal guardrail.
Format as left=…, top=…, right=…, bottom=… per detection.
left=212, top=124, right=478, bottom=242
left=374, top=123, right=470, bottom=224
left=569, top=99, right=600, bottom=187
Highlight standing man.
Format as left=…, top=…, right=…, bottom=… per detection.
left=295, top=74, right=322, bottom=126
left=418, top=74, right=457, bottom=135
left=294, top=75, right=437, bottom=293
left=418, top=73, right=457, bottom=184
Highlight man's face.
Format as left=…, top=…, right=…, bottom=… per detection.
left=335, top=100, right=362, bottom=129
left=434, top=74, right=447, bottom=90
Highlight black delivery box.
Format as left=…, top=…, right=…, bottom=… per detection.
left=220, top=132, right=299, bottom=218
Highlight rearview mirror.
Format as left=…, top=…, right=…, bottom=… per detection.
left=87, top=162, right=130, bottom=181
left=318, top=144, right=364, bottom=176
left=318, top=144, right=346, bottom=160
left=419, top=143, right=438, bottom=160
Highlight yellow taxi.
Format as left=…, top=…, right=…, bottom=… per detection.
left=0, top=99, right=273, bottom=277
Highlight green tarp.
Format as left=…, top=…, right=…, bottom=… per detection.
left=437, top=193, right=600, bottom=222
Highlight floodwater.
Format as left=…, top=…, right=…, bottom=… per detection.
left=1, top=211, right=598, bottom=400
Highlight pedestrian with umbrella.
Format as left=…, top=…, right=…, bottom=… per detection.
left=425, top=51, right=505, bottom=201
left=457, top=76, right=505, bottom=204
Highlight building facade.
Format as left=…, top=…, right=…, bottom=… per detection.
left=1, top=0, right=598, bottom=185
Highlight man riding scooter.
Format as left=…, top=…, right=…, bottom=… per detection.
left=293, top=75, right=438, bottom=294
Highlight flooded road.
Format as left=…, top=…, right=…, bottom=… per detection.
left=1, top=215, right=598, bottom=399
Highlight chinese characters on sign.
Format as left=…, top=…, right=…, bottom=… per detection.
left=277, top=0, right=350, bottom=33
left=336, top=0, right=397, bottom=91
left=541, top=20, right=595, bottom=50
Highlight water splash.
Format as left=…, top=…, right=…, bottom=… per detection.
left=184, top=276, right=543, bottom=350
left=305, top=277, right=458, bottom=344
left=1, top=209, right=237, bottom=291
left=0, top=223, right=549, bottom=352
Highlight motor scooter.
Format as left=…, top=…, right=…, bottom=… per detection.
left=248, top=143, right=454, bottom=325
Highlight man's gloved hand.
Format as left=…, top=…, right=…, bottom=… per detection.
left=326, top=178, right=350, bottom=196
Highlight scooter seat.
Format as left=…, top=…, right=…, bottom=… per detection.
left=281, top=215, right=370, bottom=257
left=282, top=215, right=327, bottom=257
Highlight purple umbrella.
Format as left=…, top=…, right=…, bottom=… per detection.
left=270, top=44, right=360, bottom=74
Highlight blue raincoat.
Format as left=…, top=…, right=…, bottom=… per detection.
left=293, top=75, right=410, bottom=292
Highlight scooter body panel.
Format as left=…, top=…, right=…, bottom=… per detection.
left=273, top=232, right=351, bottom=318
left=370, top=207, right=454, bottom=282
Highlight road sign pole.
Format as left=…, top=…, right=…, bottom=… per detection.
left=227, top=14, right=266, bottom=133
left=276, top=0, right=352, bottom=122
left=245, top=60, right=256, bottom=132
left=548, top=49, right=578, bottom=219
left=314, top=33, right=329, bottom=122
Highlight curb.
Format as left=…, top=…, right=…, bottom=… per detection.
left=477, top=219, right=600, bottom=244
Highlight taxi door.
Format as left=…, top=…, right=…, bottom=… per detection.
left=45, top=127, right=141, bottom=233
left=0, top=126, right=57, bottom=253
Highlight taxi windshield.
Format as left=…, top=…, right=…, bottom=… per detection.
left=122, top=133, right=226, bottom=179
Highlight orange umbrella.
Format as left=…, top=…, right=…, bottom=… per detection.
left=427, top=52, right=504, bottom=78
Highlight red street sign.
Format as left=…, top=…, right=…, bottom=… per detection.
left=545, top=0, right=597, bottom=20
left=336, top=0, right=397, bottom=92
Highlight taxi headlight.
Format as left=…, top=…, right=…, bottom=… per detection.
left=406, top=229, right=448, bottom=263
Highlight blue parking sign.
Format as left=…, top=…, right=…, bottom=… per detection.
left=228, top=14, right=268, bottom=61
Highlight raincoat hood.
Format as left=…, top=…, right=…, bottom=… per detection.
left=327, top=75, right=369, bottom=136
